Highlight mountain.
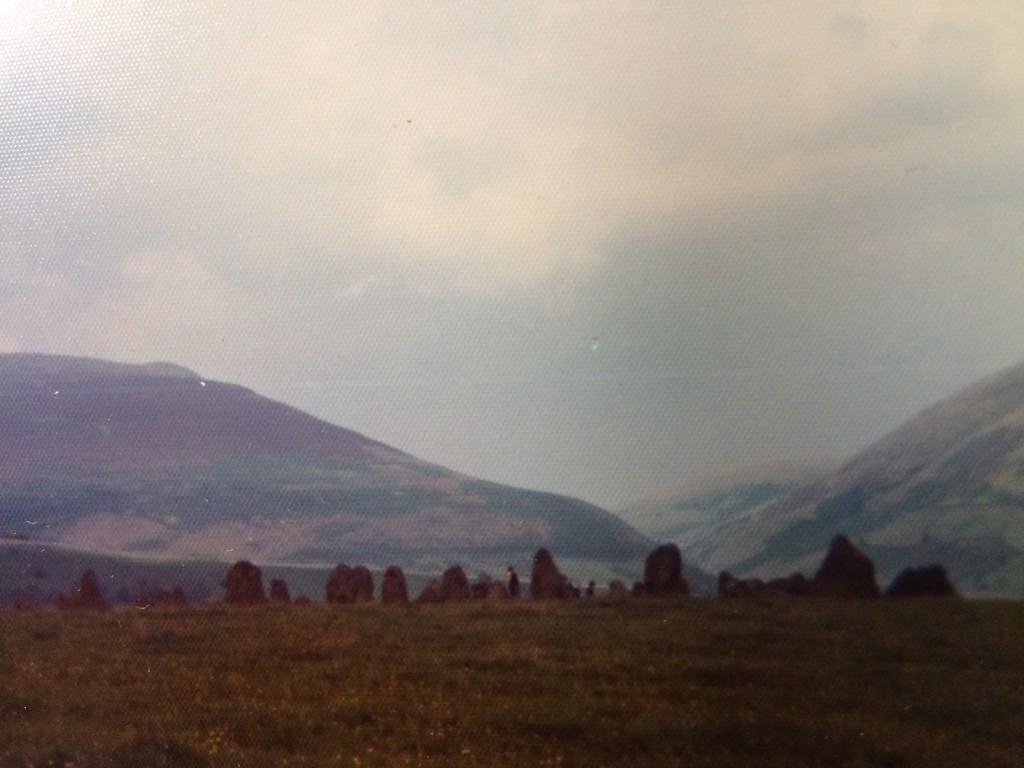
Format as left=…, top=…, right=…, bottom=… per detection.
left=615, top=463, right=830, bottom=552
left=0, top=353, right=652, bottom=584
left=618, top=363, right=1024, bottom=597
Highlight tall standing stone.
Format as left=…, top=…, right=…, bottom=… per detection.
left=381, top=565, right=410, bottom=603
left=812, top=535, right=880, bottom=598
left=530, top=548, right=567, bottom=600
left=326, top=564, right=375, bottom=603
left=58, top=569, right=110, bottom=610
left=223, top=561, right=267, bottom=604
left=643, top=543, right=689, bottom=596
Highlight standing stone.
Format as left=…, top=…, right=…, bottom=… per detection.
left=223, top=560, right=267, bottom=604
left=885, top=565, right=957, bottom=598
left=381, top=566, right=409, bottom=603
left=415, top=579, right=444, bottom=603
left=643, top=543, right=689, bottom=596
left=269, top=578, right=291, bottom=604
left=440, top=565, right=471, bottom=601
left=58, top=569, right=110, bottom=610
left=811, top=535, right=880, bottom=598
left=530, top=548, right=567, bottom=600
left=326, top=564, right=375, bottom=603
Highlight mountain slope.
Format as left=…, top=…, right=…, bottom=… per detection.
left=621, top=363, right=1024, bottom=596
left=0, top=354, right=651, bottom=580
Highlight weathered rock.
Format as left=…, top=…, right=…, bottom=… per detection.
left=58, top=569, right=110, bottom=610
left=811, top=535, right=880, bottom=598
left=440, top=566, right=471, bottom=601
left=718, top=571, right=769, bottom=598
left=381, top=566, right=409, bottom=603
left=643, top=543, right=689, bottom=596
left=485, top=580, right=509, bottom=600
left=135, top=586, right=188, bottom=609
left=415, top=579, right=443, bottom=603
left=530, top=548, right=568, bottom=600
left=607, top=580, right=630, bottom=599
left=885, top=565, right=957, bottom=598
left=766, top=572, right=811, bottom=597
left=223, top=560, right=267, bottom=604
left=269, top=578, right=291, bottom=604
left=326, top=564, right=375, bottom=603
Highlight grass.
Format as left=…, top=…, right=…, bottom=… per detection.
left=1, top=598, right=1023, bottom=767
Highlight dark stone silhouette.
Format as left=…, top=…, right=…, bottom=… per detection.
left=607, top=579, right=630, bottom=599
left=767, top=572, right=812, bottom=597
left=643, top=543, right=689, bottom=596
left=718, top=571, right=774, bottom=598
left=326, top=564, right=374, bottom=603
left=416, top=579, right=443, bottom=603
left=381, top=565, right=409, bottom=603
left=58, top=569, right=109, bottom=610
left=135, top=586, right=188, bottom=609
left=485, top=580, right=509, bottom=600
left=269, top=578, right=291, bottom=604
left=440, top=565, right=471, bottom=601
left=530, top=548, right=568, bottom=600
left=223, top=560, right=267, bottom=604
left=885, top=565, right=957, bottom=598
left=811, top=535, right=880, bottom=598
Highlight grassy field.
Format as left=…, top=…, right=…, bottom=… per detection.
left=1, top=599, right=1022, bottom=767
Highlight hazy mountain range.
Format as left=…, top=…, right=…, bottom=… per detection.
left=618, top=362, right=1024, bottom=597
left=4, top=353, right=1024, bottom=600
left=0, top=353, right=653, bottom=598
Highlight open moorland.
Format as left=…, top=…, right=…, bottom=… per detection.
left=2, top=598, right=1023, bottom=768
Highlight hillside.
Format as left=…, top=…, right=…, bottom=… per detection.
left=619, top=363, right=1024, bottom=597
left=0, top=354, right=652, bottom=583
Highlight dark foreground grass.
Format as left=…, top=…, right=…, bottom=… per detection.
left=1, top=599, right=1022, bottom=767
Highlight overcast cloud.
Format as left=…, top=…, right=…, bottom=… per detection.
left=2, top=1, right=1023, bottom=506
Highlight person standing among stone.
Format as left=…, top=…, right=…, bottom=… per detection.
left=505, top=566, right=520, bottom=598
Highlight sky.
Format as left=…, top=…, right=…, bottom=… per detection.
left=2, top=1, right=1023, bottom=508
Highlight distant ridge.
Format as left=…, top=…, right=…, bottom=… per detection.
left=0, top=354, right=652, bottom=581
left=620, top=362, right=1024, bottom=597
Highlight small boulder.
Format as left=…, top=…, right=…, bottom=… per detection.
left=415, top=579, right=444, bottom=604
left=607, top=580, right=630, bottom=599
left=485, top=580, right=509, bottom=600
left=811, top=535, right=880, bottom=598
left=766, top=572, right=812, bottom=597
left=269, top=578, right=291, bottom=604
left=381, top=566, right=409, bottom=603
left=223, top=560, right=267, bottom=604
left=326, top=564, right=375, bottom=603
left=135, top=586, right=188, bottom=609
left=718, top=571, right=769, bottom=598
left=643, top=544, right=689, bottom=596
left=885, top=565, right=957, bottom=598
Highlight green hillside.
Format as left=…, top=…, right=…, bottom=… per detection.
left=619, top=363, right=1024, bottom=597
left=0, top=354, right=651, bottom=586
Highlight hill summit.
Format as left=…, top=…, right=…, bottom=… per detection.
left=0, top=354, right=651, bottom=577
